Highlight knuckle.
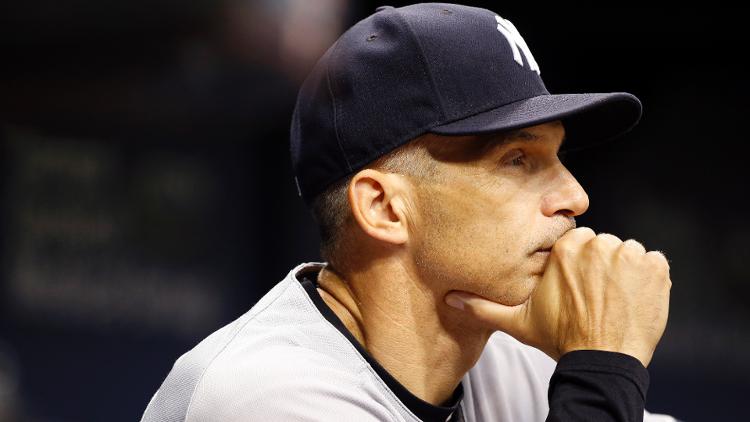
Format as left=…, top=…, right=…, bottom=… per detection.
left=575, top=227, right=596, bottom=238
left=622, top=239, right=646, bottom=253
left=645, top=250, right=670, bottom=271
left=618, top=240, right=646, bottom=261
left=597, top=232, right=623, bottom=244
left=645, top=249, right=667, bottom=262
left=589, top=233, right=621, bottom=252
left=555, top=227, right=595, bottom=251
left=568, top=226, right=596, bottom=240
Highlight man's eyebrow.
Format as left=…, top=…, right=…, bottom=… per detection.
left=478, top=129, right=567, bottom=149
left=506, top=129, right=541, bottom=141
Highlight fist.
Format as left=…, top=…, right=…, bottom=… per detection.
left=445, top=227, right=672, bottom=367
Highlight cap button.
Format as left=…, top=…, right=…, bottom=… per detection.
left=375, top=6, right=394, bottom=12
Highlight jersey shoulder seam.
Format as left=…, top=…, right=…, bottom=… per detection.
left=182, top=277, right=296, bottom=421
left=294, top=280, right=420, bottom=421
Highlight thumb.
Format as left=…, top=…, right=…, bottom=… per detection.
left=445, top=291, right=528, bottom=338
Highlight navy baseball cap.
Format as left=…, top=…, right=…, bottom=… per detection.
left=290, top=3, right=642, bottom=204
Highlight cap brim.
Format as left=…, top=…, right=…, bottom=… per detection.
left=429, top=93, right=642, bottom=150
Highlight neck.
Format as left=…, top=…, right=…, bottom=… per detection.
left=317, top=259, right=492, bottom=406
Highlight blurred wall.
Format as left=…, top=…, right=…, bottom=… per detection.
left=1, top=1, right=748, bottom=421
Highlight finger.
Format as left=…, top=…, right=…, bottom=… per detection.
left=622, top=239, right=646, bottom=254
left=553, top=227, right=596, bottom=256
left=587, top=233, right=622, bottom=258
left=445, top=291, right=527, bottom=339
left=595, top=232, right=623, bottom=245
left=645, top=249, right=669, bottom=264
left=559, top=226, right=596, bottom=243
left=645, top=250, right=671, bottom=275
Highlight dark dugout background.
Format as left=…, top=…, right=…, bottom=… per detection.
left=1, top=1, right=748, bottom=420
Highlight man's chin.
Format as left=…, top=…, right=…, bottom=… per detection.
left=449, top=272, right=537, bottom=306
left=479, top=287, right=534, bottom=308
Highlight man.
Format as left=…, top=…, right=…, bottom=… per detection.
left=142, top=3, right=677, bottom=421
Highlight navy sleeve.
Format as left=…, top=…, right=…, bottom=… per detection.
left=546, top=350, right=650, bottom=422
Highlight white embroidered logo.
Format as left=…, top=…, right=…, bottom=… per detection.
left=495, top=15, right=540, bottom=75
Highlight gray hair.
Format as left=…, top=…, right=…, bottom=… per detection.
left=310, top=136, right=438, bottom=274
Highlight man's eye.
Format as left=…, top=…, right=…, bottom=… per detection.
left=506, top=152, right=525, bottom=166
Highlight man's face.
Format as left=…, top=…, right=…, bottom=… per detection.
left=409, top=120, right=588, bottom=306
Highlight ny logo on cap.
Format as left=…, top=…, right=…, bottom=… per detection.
left=495, top=15, right=540, bottom=75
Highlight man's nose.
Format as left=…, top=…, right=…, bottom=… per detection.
left=541, top=166, right=590, bottom=218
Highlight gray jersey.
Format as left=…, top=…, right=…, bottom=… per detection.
left=141, top=262, right=677, bottom=422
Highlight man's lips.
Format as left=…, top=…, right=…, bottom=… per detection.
left=532, top=247, right=553, bottom=275
left=535, top=240, right=559, bottom=253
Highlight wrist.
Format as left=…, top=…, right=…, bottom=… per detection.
left=560, top=345, right=651, bottom=368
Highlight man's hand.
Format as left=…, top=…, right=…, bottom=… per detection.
left=445, top=227, right=672, bottom=367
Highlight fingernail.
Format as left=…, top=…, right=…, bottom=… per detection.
left=445, top=294, right=465, bottom=310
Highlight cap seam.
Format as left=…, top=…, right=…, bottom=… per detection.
left=391, top=9, right=448, bottom=121
left=325, top=39, right=353, bottom=172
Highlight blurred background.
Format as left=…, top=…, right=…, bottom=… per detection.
left=0, top=1, right=748, bottom=420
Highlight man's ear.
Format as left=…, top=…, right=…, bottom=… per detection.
left=347, top=169, right=410, bottom=245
